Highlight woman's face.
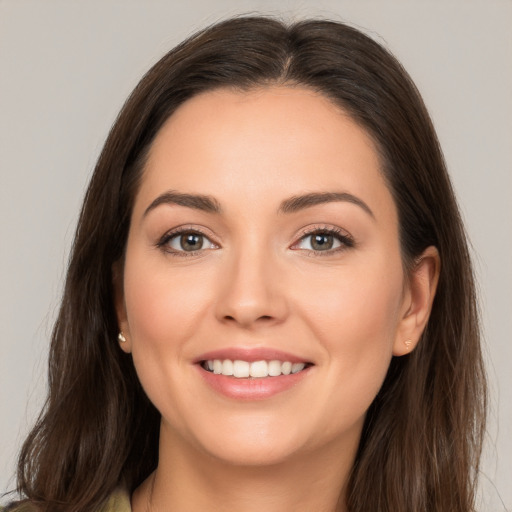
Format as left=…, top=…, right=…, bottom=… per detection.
left=117, top=86, right=419, bottom=466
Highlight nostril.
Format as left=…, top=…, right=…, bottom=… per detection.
left=222, top=314, right=275, bottom=326
left=224, top=315, right=272, bottom=320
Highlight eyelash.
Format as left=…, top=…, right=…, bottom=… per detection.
left=156, top=225, right=355, bottom=257
left=293, top=226, right=355, bottom=256
left=156, top=226, right=216, bottom=257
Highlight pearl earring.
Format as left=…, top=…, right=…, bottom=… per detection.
left=118, top=332, right=127, bottom=343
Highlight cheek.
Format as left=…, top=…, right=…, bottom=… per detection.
left=121, top=248, right=216, bottom=407
left=122, top=253, right=220, bottom=432
left=123, top=252, right=213, bottom=346
left=299, top=257, right=403, bottom=346
left=294, top=256, right=403, bottom=421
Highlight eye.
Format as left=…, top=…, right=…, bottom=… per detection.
left=293, top=228, right=354, bottom=253
left=159, top=229, right=217, bottom=254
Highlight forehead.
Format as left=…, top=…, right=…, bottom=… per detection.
left=135, top=86, right=394, bottom=222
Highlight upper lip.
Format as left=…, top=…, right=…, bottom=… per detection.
left=194, top=347, right=311, bottom=364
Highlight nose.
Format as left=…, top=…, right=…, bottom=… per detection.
left=214, top=246, right=289, bottom=330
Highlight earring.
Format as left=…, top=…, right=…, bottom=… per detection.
left=118, top=332, right=127, bottom=343
left=404, top=339, right=413, bottom=350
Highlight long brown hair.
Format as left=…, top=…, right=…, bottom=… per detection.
left=12, top=16, right=486, bottom=512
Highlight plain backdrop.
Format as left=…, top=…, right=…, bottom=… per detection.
left=1, top=0, right=511, bottom=509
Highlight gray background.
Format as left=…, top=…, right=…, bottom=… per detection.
left=1, top=0, right=511, bottom=509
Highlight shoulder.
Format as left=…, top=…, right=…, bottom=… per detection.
left=99, top=488, right=132, bottom=512
left=1, top=488, right=131, bottom=512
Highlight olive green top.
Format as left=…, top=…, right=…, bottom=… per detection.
left=1, top=488, right=131, bottom=512
left=99, top=489, right=131, bottom=512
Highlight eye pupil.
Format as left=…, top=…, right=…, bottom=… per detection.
left=311, top=233, right=333, bottom=251
left=180, top=233, right=203, bottom=251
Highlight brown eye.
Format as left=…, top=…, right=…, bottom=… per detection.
left=310, top=233, right=334, bottom=251
left=294, top=229, right=353, bottom=253
left=179, top=233, right=204, bottom=251
left=298, top=232, right=340, bottom=252
left=165, top=231, right=216, bottom=253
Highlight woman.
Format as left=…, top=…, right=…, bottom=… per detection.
left=5, top=16, right=486, bottom=512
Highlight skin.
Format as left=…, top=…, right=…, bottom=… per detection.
left=115, top=86, right=439, bottom=511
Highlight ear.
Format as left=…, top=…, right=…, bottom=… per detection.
left=112, top=260, right=132, bottom=354
left=393, top=246, right=440, bottom=356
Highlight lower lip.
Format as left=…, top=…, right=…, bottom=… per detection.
left=197, top=365, right=311, bottom=400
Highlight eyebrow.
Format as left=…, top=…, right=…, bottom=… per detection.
left=278, top=192, right=375, bottom=218
left=143, top=191, right=222, bottom=217
left=143, top=190, right=374, bottom=219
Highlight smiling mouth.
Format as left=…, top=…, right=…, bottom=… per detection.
left=201, top=359, right=312, bottom=378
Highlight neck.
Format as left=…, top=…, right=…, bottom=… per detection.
left=132, top=422, right=359, bottom=512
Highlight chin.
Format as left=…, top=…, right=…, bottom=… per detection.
left=193, top=419, right=358, bottom=470
left=202, top=437, right=306, bottom=468
left=166, top=411, right=313, bottom=467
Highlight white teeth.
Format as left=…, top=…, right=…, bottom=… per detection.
left=204, top=358, right=308, bottom=378
left=233, top=360, right=250, bottom=378
left=222, top=359, right=233, bottom=376
left=268, top=360, right=282, bottom=376
left=213, top=360, right=223, bottom=374
left=291, top=363, right=305, bottom=374
left=249, top=360, right=268, bottom=378
left=281, top=362, right=292, bottom=375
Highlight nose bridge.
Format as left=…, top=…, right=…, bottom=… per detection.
left=214, top=233, right=287, bottom=328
